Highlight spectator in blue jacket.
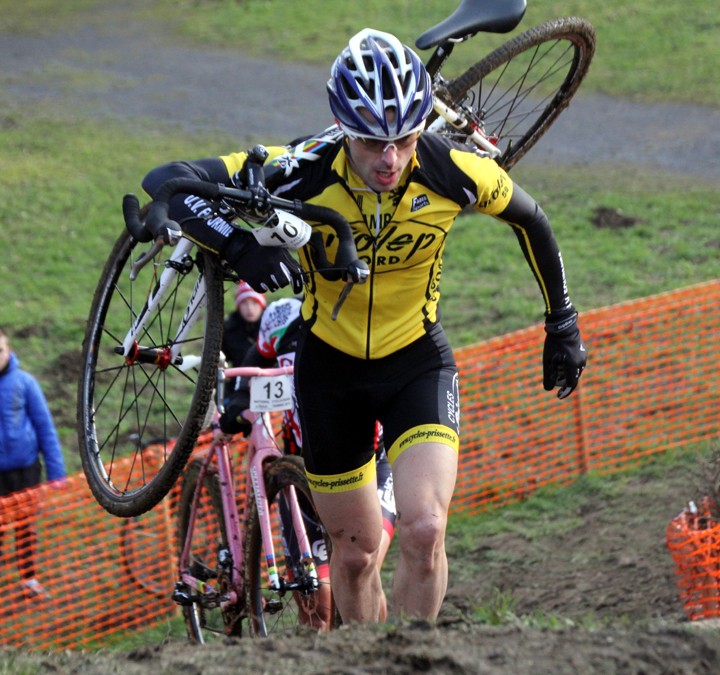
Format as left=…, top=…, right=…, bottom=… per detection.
left=0, top=328, right=66, bottom=599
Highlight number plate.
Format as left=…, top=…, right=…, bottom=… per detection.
left=251, top=210, right=312, bottom=249
left=249, top=373, right=294, bottom=412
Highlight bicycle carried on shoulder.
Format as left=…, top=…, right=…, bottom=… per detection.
left=77, top=0, right=595, bottom=518
left=172, top=363, right=336, bottom=640
left=77, top=158, right=367, bottom=517
left=418, top=0, right=594, bottom=170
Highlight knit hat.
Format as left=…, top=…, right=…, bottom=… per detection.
left=235, top=281, right=267, bottom=310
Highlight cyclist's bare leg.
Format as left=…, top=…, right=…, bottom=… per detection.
left=311, top=481, right=384, bottom=623
left=377, top=528, right=392, bottom=621
left=390, top=441, right=458, bottom=620
left=297, top=511, right=390, bottom=626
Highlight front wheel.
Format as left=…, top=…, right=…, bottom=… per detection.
left=77, top=230, right=226, bottom=517
left=245, top=455, right=339, bottom=636
left=177, top=459, right=244, bottom=643
left=434, top=17, right=596, bottom=170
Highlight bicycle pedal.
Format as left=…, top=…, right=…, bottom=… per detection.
left=171, top=586, right=194, bottom=607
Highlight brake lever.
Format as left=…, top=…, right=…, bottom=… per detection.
left=129, top=240, right=164, bottom=281
left=331, top=281, right=354, bottom=321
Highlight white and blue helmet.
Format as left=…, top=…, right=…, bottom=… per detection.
left=327, top=29, right=433, bottom=140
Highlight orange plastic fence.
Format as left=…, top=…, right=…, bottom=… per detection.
left=667, top=499, right=720, bottom=620
left=1, top=279, right=717, bottom=649
left=453, top=278, right=720, bottom=515
left=0, top=432, right=224, bottom=650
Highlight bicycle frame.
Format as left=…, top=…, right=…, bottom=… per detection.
left=120, top=238, right=207, bottom=365
left=418, top=4, right=518, bottom=160
left=430, top=96, right=501, bottom=158
left=176, top=365, right=318, bottom=626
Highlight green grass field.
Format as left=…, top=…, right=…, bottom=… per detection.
left=4, top=0, right=717, bottom=105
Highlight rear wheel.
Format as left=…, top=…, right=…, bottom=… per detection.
left=245, top=455, right=339, bottom=636
left=77, top=230, right=226, bottom=517
left=433, top=17, right=596, bottom=170
left=177, top=459, right=244, bottom=643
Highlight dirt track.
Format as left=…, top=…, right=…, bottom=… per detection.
left=3, top=4, right=720, bottom=673
left=6, top=451, right=720, bottom=673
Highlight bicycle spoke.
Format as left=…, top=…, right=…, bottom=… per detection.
left=78, top=231, right=224, bottom=516
left=439, top=17, right=595, bottom=170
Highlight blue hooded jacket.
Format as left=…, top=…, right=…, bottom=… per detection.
left=0, top=353, right=66, bottom=481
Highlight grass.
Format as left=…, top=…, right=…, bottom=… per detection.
left=1, top=0, right=718, bottom=105
left=168, top=0, right=719, bottom=106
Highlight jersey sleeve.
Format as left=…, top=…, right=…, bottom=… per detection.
left=220, top=146, right=293, bottom=185
left=448, top=149, right=513, bottom=215
left=495, top=183, right=573, bottom=315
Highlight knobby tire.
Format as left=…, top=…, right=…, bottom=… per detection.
left=245, top=455, right=339, bottom=636
left=177, top=458, right=244, bottom=643
left=77, top=229, right=225, bottom=517
left=440, top=17, right=596, bottom=170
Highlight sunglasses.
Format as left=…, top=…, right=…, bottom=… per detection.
left=348, top=131, right=420, bottom=154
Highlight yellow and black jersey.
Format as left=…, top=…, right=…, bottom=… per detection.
left=218, top=132, right=567, bottom=359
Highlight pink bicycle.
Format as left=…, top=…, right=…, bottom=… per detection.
left=173, top=364, right=337, bottom=641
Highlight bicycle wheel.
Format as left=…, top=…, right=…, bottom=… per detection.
left=176, top=459, right=244, bottom=643
left=245, top=455, right=339, bottom=636
left=434, top=17, right=595, bottom=170
left=120, top=510, right=173, bottom=597
left=77, top=229, right=226, bottom=517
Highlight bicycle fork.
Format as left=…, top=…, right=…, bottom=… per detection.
left=175, top=444, right=243, bottom=611
left=118, top=237, right=207, bottom=368
left=249, top=447, right=319, bottom=596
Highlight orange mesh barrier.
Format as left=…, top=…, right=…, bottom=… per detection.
left=453, top=279, right=719, bottom=514
left=0, top=434, right=235, bottom=650
left=667, top=499, right=720, bottom=620
left=0, top=279, right=717, bottom=649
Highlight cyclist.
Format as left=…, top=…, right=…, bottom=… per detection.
left=142, top=28, right=587, bottom=623
left=220, top=296, right=396, bottom=625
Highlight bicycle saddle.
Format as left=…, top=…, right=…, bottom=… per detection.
left=415, top=0, right=527, bottom=50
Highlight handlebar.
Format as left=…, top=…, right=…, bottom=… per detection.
left=122, top=149, right=369, bottom=286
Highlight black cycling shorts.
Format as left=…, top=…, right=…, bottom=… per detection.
left=0, top=459, right=42, bottom=497
left=295, top=322, right=460, bottom=479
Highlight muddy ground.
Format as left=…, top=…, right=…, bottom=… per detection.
left=5, top=451, right=720, bottom=673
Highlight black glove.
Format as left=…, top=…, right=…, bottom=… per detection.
left=224, top=231, right=304, bottom=294
left=543, top=307, right=587, bottom=399
left=219, top=398, right=252, bottom=436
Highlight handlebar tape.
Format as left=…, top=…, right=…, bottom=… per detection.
left=293, top=202, right=369, bottom=283
left=122, top=194, right=153, bottom=243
